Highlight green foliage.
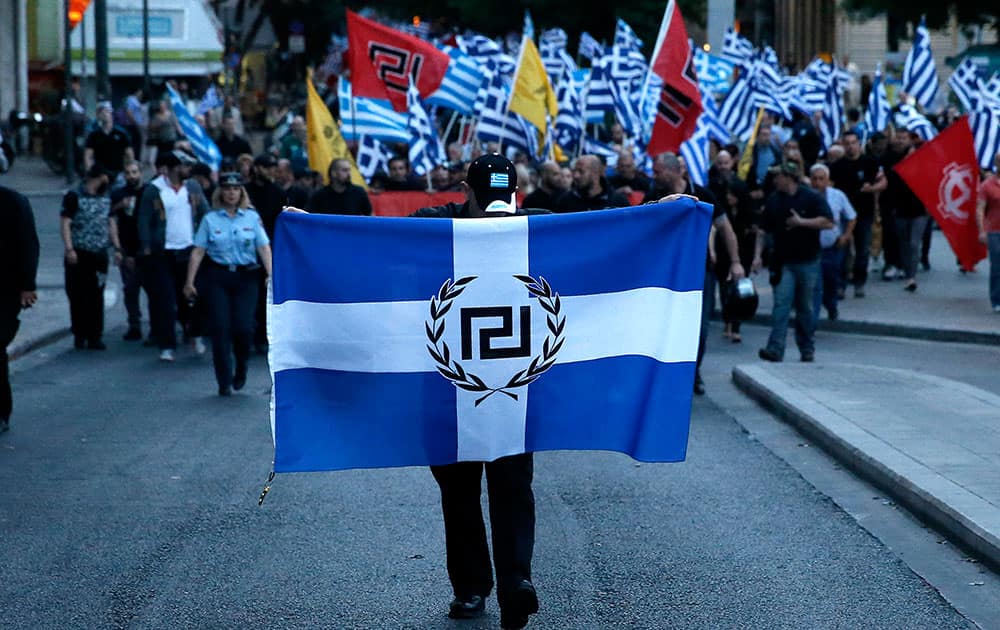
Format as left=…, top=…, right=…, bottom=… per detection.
left=840, top=0, right=997, bottom=30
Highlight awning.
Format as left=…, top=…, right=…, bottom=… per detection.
left=945, top=44, right=1000, bottom=78
left=69, top=0, right=223, bottom=77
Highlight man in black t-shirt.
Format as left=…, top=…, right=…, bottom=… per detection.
left=828, top=131, right=885, bottom=296
left=110, top=160, right=148, bottom=340
left=214, top=115, right=253, bottom=161
left=521, top=161, right=566, bottom=210
left=555, top=155, right=629, bottom=213
left=84, top=102, right=134, bottom=180
left=757, top=162, right=833, bottom=363
left=306, top=158, right=372, bottom=216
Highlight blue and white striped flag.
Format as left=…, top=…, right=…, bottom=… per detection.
left=971, top=100, right=1000, bottom=170
left=582, top=135, right=620, bottom=166
left=719, top=62, right=756, bottom=141
left=893, top=103, right=937, bottom=141
left=578, top=32, right=604, bottom=62
left=819, top=76, right=844, bottom=150
left=983, top=73, right=1000, bottom=107
left=406, top=82, right=445, bottom=176
left=694, top=50, right=735, bottom=96
left=902, top=16, right=939, bottom=109
left=425, top=45, right=487, bottom=115
left=866, top=65, right=891, bottom=133
left=698, top=86, right=730, bottom=144
left=337, top=77, right=410, bottom=145
left=614, top=18, right=643, bottom=52
left=165, top=83, right=221, bottom=171
left=584, top=54, right=615, bottom=123
left=680, top=123, right=709, bottom=187
left=196, top=85, right=223, bottom=116
left=555, top=67, right=584, bottom=154
left=475, top=68, right=533, bottom=156
left=268, top=200, right=711, bottom=472
left=721, top=27, right=754, bottom=67
left=540, top=28, right=577, bottom=83
left=948, top=57, right=981, bottom=112
left=459, top=34, right=517, bottom=78
left=356, top=135, right=394, bottom=182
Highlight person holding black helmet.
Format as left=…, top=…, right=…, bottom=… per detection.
left=183, top=172, right=272, bottom=396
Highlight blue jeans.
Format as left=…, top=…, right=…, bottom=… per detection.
left=814, top=247, right=844, bottom=323
left=989, top=232, right=1000, bottom=308
left=767, top=259, right=820, bottom=359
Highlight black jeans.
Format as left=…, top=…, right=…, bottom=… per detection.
left=119, top=257, right=143, bottom=330
left=65, top=249, right=108, bottom=343
left=852, top=214, right=874, bottom=287
left=430, top=453, right=535, bottom=609
left=203, top=263, right=258, bottom=389
left=166, top=248, right=203, bottom=340
left=1, top=295, right=20, bottom=421
left=141, top=253, right=175, bottom=350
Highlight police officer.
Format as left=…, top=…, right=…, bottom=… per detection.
left=183, top=173, right=272, bottom=396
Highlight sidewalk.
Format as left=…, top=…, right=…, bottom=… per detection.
left=749, top=230, right=999, bottom=345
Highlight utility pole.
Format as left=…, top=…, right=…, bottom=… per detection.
left=63, top=0, right=75, bottom=183
left=142, top=0, right=150, bottom=99
left=94, top=0, right=110, bottom=103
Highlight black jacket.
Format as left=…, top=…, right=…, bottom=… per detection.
left=307, top=184, right=372, bottom=217
left=554, top=179, right=630, bottom=213
left=411, top=202, right=549, bottom=218
left=0, top=186, right=39, bottom=295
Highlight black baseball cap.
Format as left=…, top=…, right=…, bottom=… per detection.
left=156, top=151, right=182, bottom=169
left=254, top=153, right=278, bottom=167
left=465, top=153, right=517, bottom=213
left=219, top=172, right=243, bottom=187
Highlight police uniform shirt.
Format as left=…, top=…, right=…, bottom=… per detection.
left=193, top=208, right=270, bottom=267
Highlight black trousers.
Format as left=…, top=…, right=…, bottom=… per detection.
left=253, top=268, right=268, bottom=347
left=141, top=252, right=175, bottom=350
left=166, top=248, right=203, bottom=340
left=430, top=453, right=535, bottom=609
left=203, top=263, right=258, bottom=389
left=65, top=249, right=108, bottom=343
left=119, top=257, right=143, bottom=330
left=1, top=295, right=21, bottom=421
left=880, top=206, right=901, bottom=270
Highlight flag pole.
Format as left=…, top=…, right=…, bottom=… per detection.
left=443, top=110, right=459, bottom=145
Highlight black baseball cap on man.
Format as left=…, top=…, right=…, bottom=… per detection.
left=465, top=153, right=517, bottom=213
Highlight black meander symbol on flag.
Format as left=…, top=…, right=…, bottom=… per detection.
left=368, top=43, right=424, bottom=95
left=426, top=275, right=566, bottom=407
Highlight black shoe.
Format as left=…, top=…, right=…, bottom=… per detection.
left=87, top=339, right=107, bottom=350
left=232, top=371, right=247, bottom=392
left=218, top=386, right=232, bottom=397
left=448, top=595, right=486, bottom=620
left=142, top=337, right=156, bottom=347
left=123, top=328, right=142, bottom=341
left=500, top=580, right=538, bottom=630
left=74, top=337, right=86, bottom=350
left=0, top=418, right=9, bottom=433
left=758, top=348, right=782, bottom=362
left=800, top=352, right=815, bottom=363
left=693, top=375, right=705, bottom=396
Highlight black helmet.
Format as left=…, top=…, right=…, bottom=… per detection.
left=723, top=278, right=759, bottom=322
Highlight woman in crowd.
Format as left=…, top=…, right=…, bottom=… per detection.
left=183, top=173, right=272, bottom=396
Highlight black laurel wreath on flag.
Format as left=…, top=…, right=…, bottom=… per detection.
left=426, top=275, right=565, bottom=407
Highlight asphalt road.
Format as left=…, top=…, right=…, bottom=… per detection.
left=0, top=330, right=979, bottom=630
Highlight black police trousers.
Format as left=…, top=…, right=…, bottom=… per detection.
left=203, top=261, right=258, bottom=390
left=430, top=453, right=535, bottom=608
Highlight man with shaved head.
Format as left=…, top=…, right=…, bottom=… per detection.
left=522, top=161, right=567, bottom=210
left=555, top=155, right=629, bottom=213
left=609, top=149, right=651, bottom=197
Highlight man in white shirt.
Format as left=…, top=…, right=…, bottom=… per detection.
left=809, top=163, right=856, bottom=322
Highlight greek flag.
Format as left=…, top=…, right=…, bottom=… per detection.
left=578, top=32, right=604, bottom=62
left=584, top=55, right=615, bottom=123
left=902, top=16, right=939, bottom=110
left=475, top=68, right=533, bottom=156
left=540, top=28, right=576, bottom=83
left=336, top=78, right=410, bottom=145
left=680, top=123, right=709, bottom=187
left=196, top=85, right=223, bottom=116
left=819, top=76, right=844, bottom=150
left=983, top=73, right=1000, bottom=107
left=555, top=67, right=584, bottom=154
left=406, top=82, right=444, bottom=176
left=788, top=74, right=827, bottom=115
left=893, top=104, right=937, bottom=141
left=356, top=135, right=394, bottom=182
left=694, top=50, right=735, bottom=96
left=614, top=18, right=643, bottom=53
left=165, top=84, right=221, bottom=171
left=268, top=200, right=711, bottom=472
left=971, top=100, right=1000, bottom=170
left=948, top=57, right=981, bottom=112
left=425, top=46, right=486, bottom=116
left=719, top=62, right=755, bottom=141
left=866, top=65, right=891, bottom=133
left=459, top=34, right=517, bottom=78
left=721, top=27, right=754, bottom=66
left=698, top=86, right=731, bottom=144
left=582, top=136, right=620, bottom=166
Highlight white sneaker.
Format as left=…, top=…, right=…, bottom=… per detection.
left=193, top=337, right=206, bottom=355
left=159, top=349, right=176, bottom=362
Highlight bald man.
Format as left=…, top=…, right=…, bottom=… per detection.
left=555, top=155, right=629, bottom=213
left=609, top=150, right=651, bottom=197
left=522, top=161, right=568, bottom=210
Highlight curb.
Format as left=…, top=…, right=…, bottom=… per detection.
left=732, top=364, right=1000, bottom=571
left=8, top=327, right=73, bottom=362
left=726, top=313, right=1000, bottom=346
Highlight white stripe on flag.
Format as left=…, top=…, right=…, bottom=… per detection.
left=451, top=217, right=531, bottom=461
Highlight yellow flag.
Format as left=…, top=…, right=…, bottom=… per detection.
left=509, top=36, right=558, bottom=154
left=736, top=107, right=766, bottom=182
left=305, top=69, right=366, bottom=189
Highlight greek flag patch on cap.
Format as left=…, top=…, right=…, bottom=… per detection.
left=490, top=173, right=509, bottom=188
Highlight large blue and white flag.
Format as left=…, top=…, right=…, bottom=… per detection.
left=902, top=16, right=939, bottom=109
left=719, top=62, right=756, bottom=141
left=356, top=135, right=394, bottom=182
left=948, top=57, right=982, bottom=112
left=694, top=50, right=735, bottom=96
left=336, top=77, right=410, bottom=145
left=614, top=18, right=643, bottom=53
left=540, top=28, right=577, bottom=83
left=819, top=75, right=844, bottom=150
left=475, top=68, right=534, bottom=157
left=971, top=100, right=1000, bottom=170
left=406, top=82, right=445, bottom=176
left=196, top=85, right=223, bottom=116
left=866, top=64, right=891, bottom=133
left=165, top=83, right=221, bottom=171
left=578, top=32, right=604, bottom=62
left=680, top=124, right=709, bottom=187
left=697, top=86, right=730, bottom=144
left=894, top=103, right=937, bottom=141
left=268, top=200, right=711, bottom=472
left=555, top=67, right=584, bottom=154
left=721, top=27, right=754, bottom=67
